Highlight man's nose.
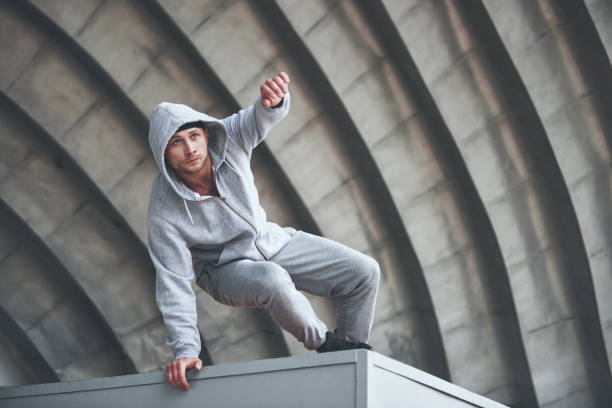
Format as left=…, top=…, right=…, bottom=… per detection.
left=184, top=140, right=197, bottom=154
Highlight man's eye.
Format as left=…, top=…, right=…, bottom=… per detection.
left=172, top=139, right=181, bottom=145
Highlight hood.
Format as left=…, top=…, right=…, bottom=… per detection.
left=148, top=101, right=229, bottom=202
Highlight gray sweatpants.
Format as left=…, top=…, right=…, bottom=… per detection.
left=197, top=229, right=380, bottom=350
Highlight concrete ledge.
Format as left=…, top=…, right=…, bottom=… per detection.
left=0, top=350, right=507, bottom=407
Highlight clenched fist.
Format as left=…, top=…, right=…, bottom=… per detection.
left=260, top=72, right=290, bottom=108
left=165, top=356, right=202, bottom=391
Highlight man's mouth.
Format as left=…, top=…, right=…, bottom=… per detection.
left=185, top=157, right=201, bottom=164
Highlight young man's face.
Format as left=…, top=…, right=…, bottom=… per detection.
left=165, top=127, right=209, bottom=176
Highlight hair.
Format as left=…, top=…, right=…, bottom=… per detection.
left=176, top=121, right=206, bottom=132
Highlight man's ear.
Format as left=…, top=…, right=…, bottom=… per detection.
left=204, top=128, right=209, bottom=143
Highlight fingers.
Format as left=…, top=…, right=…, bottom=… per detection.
left=176, top=360, right=189, bottom=390
left=266, top=78, right=285, bottom=97
left=260, top=81, right=284, bottom=105
left=166, top=360, right=187, bottom=390
left=166, top=358, right=203, bottom=391
left=272, top=75, right=289, bottom=94
left=187, top=358, right=203, bottom=371
left=171, top=361, right=180, bottom=390
left=260, top=72, right=290, bottom=107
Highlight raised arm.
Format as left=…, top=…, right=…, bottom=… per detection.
left=222, top=72, right=291, bottom=153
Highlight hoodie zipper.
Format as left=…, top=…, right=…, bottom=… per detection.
left=217, top=197, right=269, bottom=260
left=211, top=162, right=268, bottom=260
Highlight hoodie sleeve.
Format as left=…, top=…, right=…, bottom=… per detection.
left=148, top=215, right=201, bottom=360
left=222, top=92, right=291, bottom=153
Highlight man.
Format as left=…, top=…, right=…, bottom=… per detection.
left=147, top=72, right=380, bottom=391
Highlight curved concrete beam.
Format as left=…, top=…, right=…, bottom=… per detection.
left=483, top=0, right=612, bottom=372
left=157, top=0, right=450, bottom=378
left=584, top=0, right=612, bottom=63
left=383, top=0, right=612, bottom=406
left=0, top=304, right=57, bottom=386
left=272, top=0, right=536, bottom=405
left=0, top=200, right=134, bottom=381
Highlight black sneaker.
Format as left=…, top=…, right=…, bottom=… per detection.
left=316, top=331, right=373, bottom=353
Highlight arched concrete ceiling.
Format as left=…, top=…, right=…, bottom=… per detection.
left=2, top=1, right=612, bottom=407
left=384, top=0, right=612, bottom=406
left=482, top=0, right=612, bottom=371
left=0, top=199, right=134, bottom=380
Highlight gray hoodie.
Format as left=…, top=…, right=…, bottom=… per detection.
left=147, top=93, right=291, bottom=359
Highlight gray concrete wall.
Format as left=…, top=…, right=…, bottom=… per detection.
left=1, top=1, right=611, bottom=407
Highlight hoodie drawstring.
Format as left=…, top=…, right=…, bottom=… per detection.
left=183, top=198, right=194, bottom=224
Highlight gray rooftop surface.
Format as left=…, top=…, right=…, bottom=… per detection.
left=0, top=350, right=508, bottom=407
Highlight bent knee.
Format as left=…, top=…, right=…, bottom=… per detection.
left=350, top=254, right=380, bottom=286
left=365, top=256, right=381, bottom=286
